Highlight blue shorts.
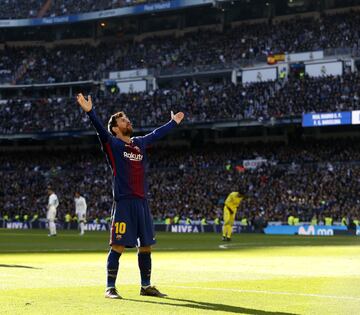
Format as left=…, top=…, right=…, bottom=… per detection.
left=109, top=198, right=156, bottom=248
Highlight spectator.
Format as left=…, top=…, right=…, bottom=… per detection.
left=1, top=73, right=360, bottom=133
left=1, top=141, right=359, bottom=224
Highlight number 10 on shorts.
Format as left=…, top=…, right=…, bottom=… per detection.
left=114, top=222, right=126, bottom=234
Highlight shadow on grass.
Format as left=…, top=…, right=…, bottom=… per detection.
left=123, top=297, right=298, bottom=315
left=0, top=264, right=40, bottom=269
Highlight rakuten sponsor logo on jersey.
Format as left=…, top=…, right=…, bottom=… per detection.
left=123, top=151, right=143, bottom=161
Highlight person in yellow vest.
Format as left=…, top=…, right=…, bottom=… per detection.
left=225, top=161, right=231, bottom=172
left=30, top=213, right=38, bottom=229
left=311, top=215, right=317, bottom=226
left=201, top=217, right=207, bottom=225
left=222, top=191, right=245, bottom=241
left=341, top=216, right=348, bottom=226
left=213, top=216, right=221, bottom=233
left=287, top=215, right=295, bottom=225
left=164, top=217, right=171, bottom=232
left=105, top=215, right=112, bottom=230
left=31, top=214, right=38, bottom=222
left=23, top=214, right=29, bottom=228
left=240, top=218, right=248, bottom=226
left=279, top=69, right=286, bottom=79
left=353, top=219, right=359, bottom=226
left=293, top=216, right=300, bottom=226
left=185, top=217, right=191, bottom=225
left=2, top=213, right=9, bottom=228
left=65, top=213, right=72, bottom=230
left=324, top=215, right=333, bottom=226
left=173, top=214, right=180, bottom=225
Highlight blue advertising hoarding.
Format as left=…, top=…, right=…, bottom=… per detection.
left=302, top=112, right=352, bottom=127
left=264, top=225, right=348, bottom=236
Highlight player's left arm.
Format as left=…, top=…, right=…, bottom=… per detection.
left=141, top=111, right=184, bottom=146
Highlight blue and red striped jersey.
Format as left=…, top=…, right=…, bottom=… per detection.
left=87, top=108, right=177, bottom=200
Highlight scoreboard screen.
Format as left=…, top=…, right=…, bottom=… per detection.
left=302, top=111, right=358, bottom=127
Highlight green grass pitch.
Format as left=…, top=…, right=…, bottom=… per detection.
left=0, top=229, right=359, bottom=315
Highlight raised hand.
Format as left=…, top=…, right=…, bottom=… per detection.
left=76, top=93, right=92, bottom=112
left=171, top=111, right=185, bottom=124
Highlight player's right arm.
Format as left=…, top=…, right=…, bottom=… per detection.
left=76, top=93, right=110, bottom=143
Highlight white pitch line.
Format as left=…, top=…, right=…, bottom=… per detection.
left=219, top=242, right=272, bottom=249
left=0, top=233, right=90, bottom=237
left=0, top=247, right=179, bottom=253
left=219, top=241, right=313, bottom=249
left=219, top=242, right=251, bottom=249
left=160, top=285, right=360, bottom=301
left=0, top=249, right=98, bottom=253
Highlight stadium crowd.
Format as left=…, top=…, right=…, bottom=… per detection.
left=0, top=44, right=111, bottom=85
left=2, top=11, right=360, bottom=84
left=0, top=0, right=43, bottom=19
left=0, top=0, right=163, bottom=19
left=1, top=141, right=359, bottom=226
left=1, top=72, right=360, bottom=134
left=1, top=6, right=360, bottom=231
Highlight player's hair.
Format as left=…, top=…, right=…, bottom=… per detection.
left=108, top=111, right=126, bottom=136
left=237, top=190, right=245, bottom=197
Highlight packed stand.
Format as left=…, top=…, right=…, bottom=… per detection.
left=0, top=44, right=114, bottom=85
left=1, top=72, right=360, bottom=134
left=0, top=0, right=43, bottom=19
left=101, top=11, right=360, bottom=71
left=0, top=0, right=164, bottom=19
left=1, top=11, right=360, bottom=84
left=47, top=0, right=167, bottom=17
left=1, top=141, right=360, bottom=226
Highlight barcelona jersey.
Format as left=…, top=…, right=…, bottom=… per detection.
left=87, top=108, right=176, bottom=201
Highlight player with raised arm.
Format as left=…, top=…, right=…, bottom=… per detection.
left=74, top=192, right=87, bottom=236
left=76, top=93, right=184, bottom=299
left=47, top=187, right=59, bottom=237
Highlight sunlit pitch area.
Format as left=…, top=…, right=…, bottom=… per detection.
left=0, top=230, right=359, bottom=315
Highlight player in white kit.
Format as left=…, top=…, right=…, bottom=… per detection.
left=75, top=192, right=87, bottom=235
left=47, top=187, right=59, bottom=236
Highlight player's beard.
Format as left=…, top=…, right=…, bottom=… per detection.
left=122, top=125, right=133, bottom=137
